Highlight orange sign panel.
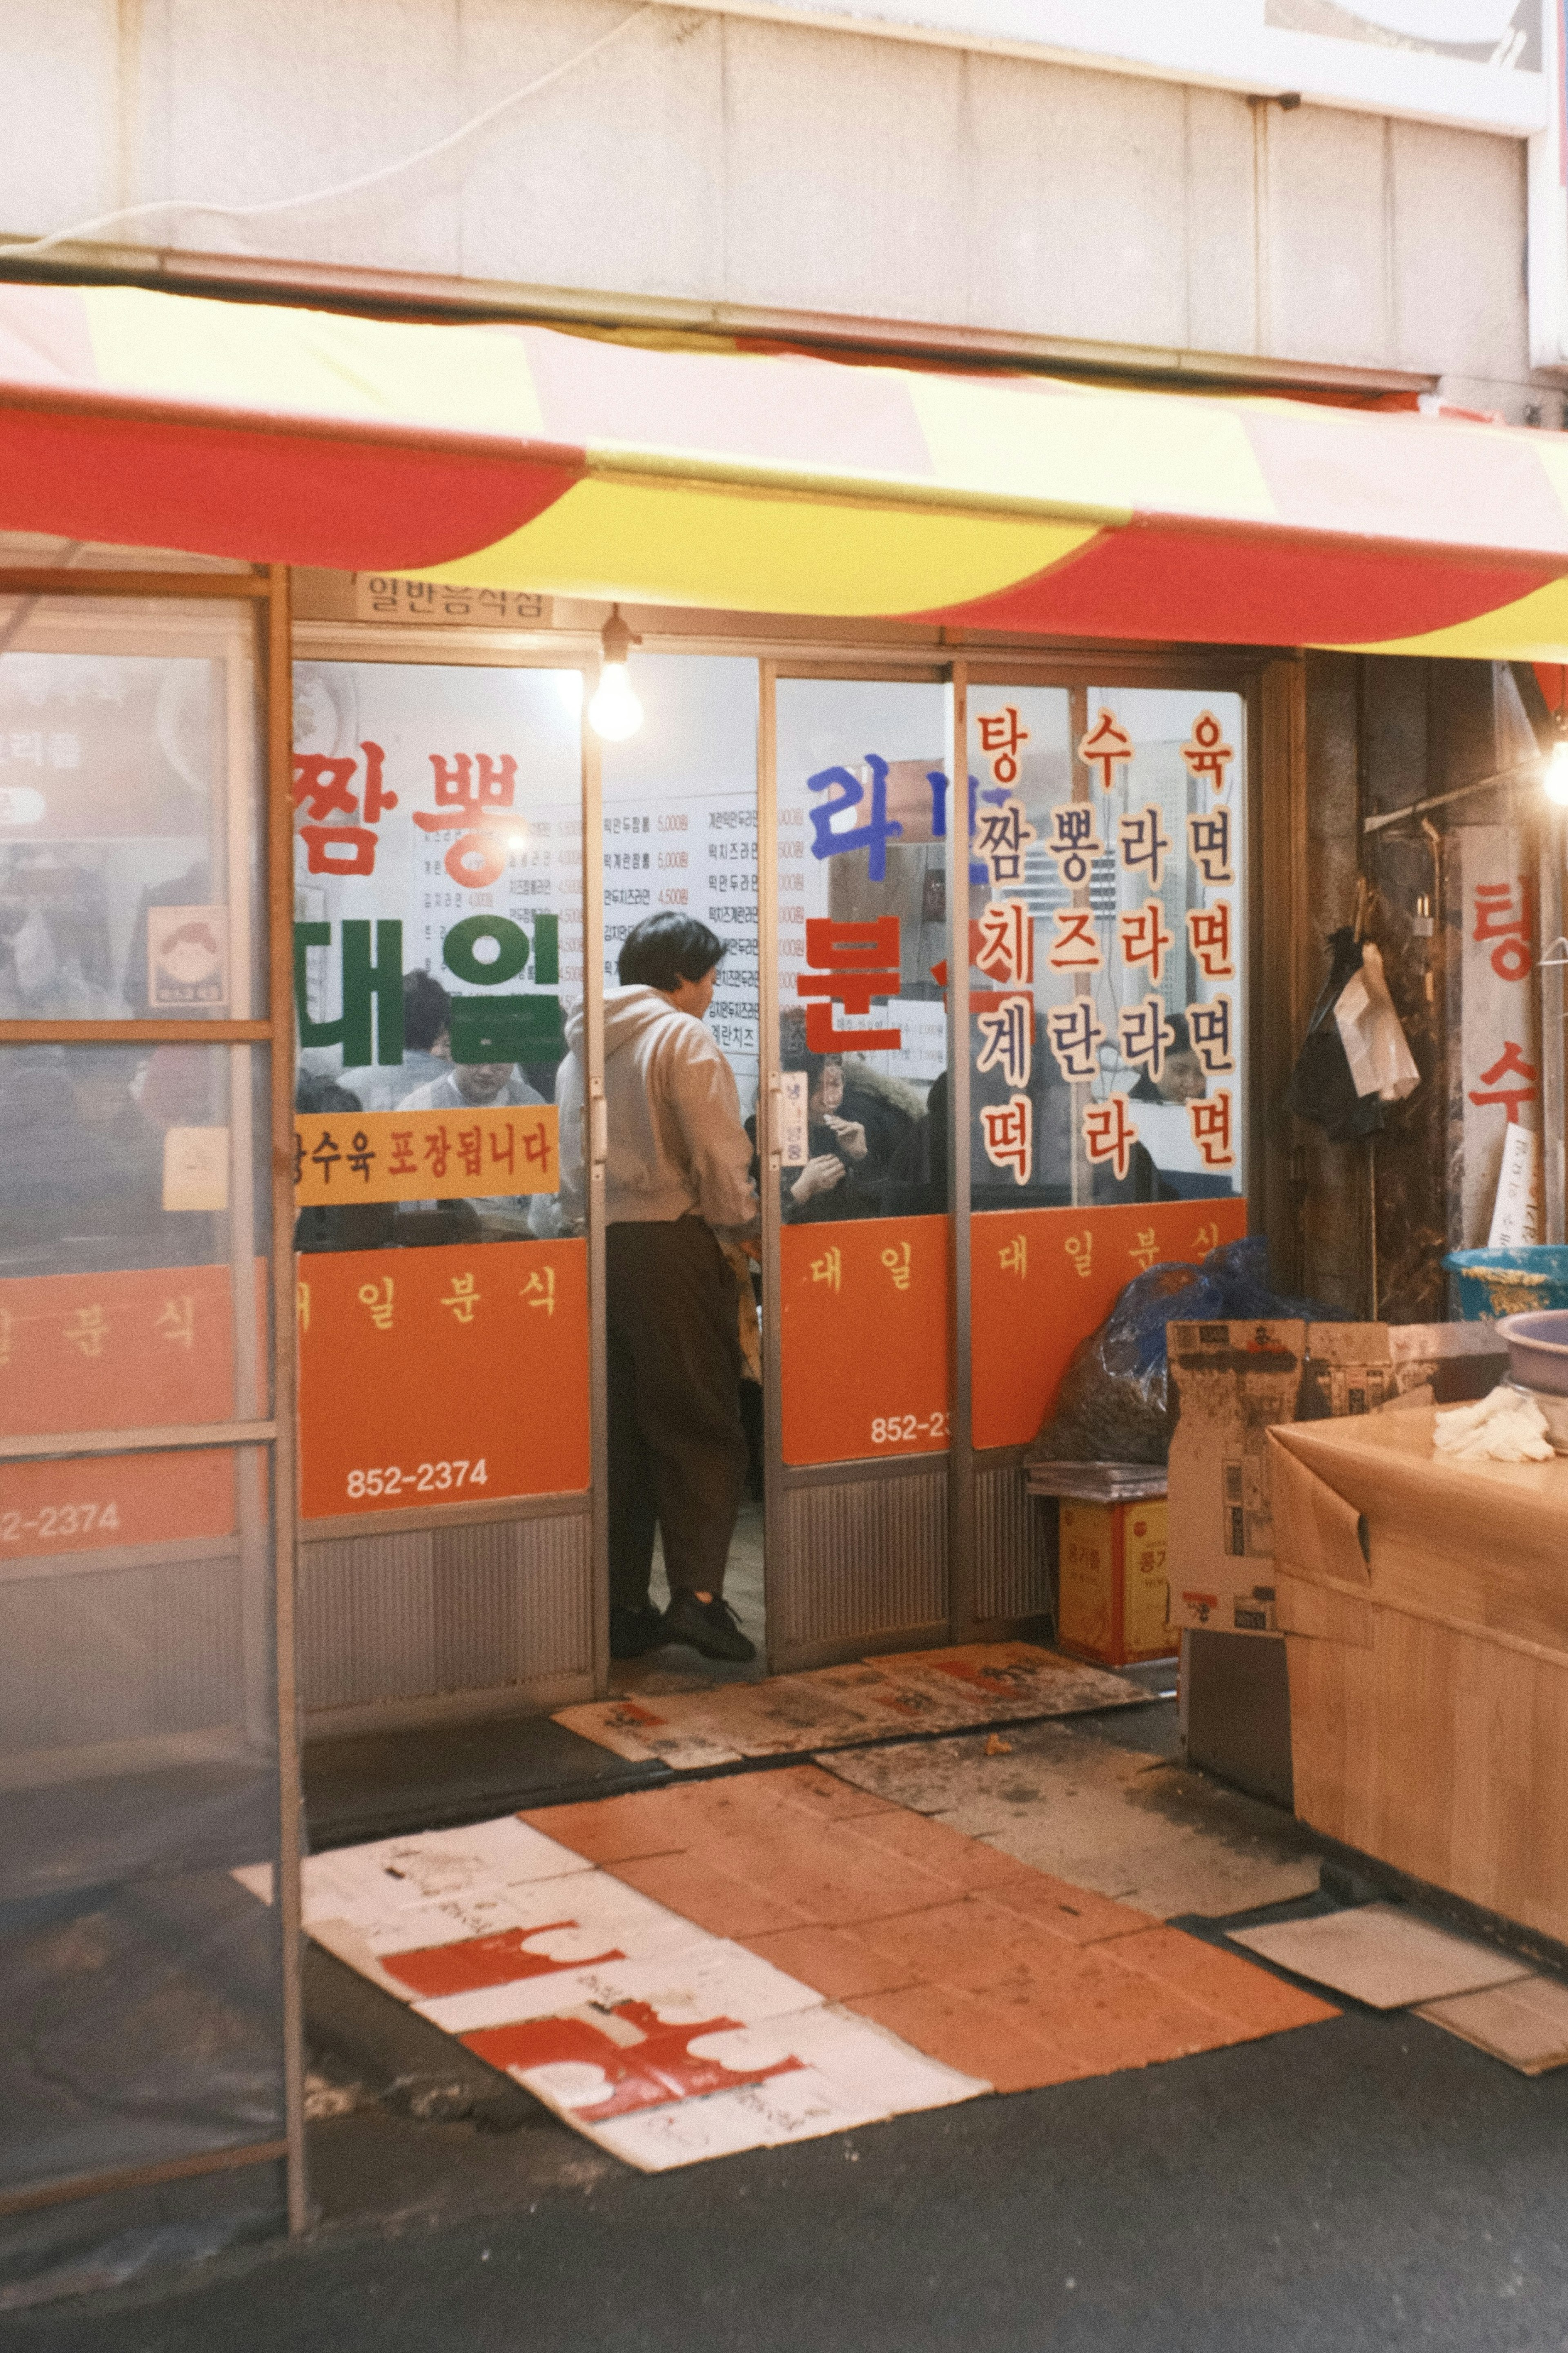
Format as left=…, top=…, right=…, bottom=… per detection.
left=0, top=1450, right=239, bottom=1560
left=297, top=1238, right=590, bottom=1518
left=0, top=1262, right=266, bottom=1437
left=971, top=1198, right=1247, bottom=1451
left=780, top=1216, right=950, bottom=1468
left=294, top=1106, right=559, bottom=1206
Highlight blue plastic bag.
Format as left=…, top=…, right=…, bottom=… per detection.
left=1028, top=1237, right=1342, bottom=1465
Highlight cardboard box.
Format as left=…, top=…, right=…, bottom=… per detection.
left=1299, top=1320, right=1508, bottom=1422
left=1269, top=1410, right=1568, bottom=1945
left=1058, top=1498, right=1172, bottom=1667
left=1165, top=1320, right=1304, bottom=1637
left=1166, top=1318, right=1506, bottom=1639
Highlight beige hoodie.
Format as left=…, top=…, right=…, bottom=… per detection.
left=553, top=986, right=758, bottom=1235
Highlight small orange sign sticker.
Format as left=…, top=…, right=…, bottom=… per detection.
left=294, top=1106, right=558, bottom=1207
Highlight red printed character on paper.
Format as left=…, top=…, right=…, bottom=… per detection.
left=1120, top=900, right=1173, bottom=985
left=1082, top=1093, right=1138, bottom=1182
left=979, top=1095, right=1032, bottom=1185
left=1045, top=999, right=1105, bottom=1083
left=974, top=899, right=1034, bottom=987
left=976, top=706, right=1030, bottom=786
left=1189, top=1089, right=1236, bottom=1168
left=1047, top=909, right=1102, bottom=972
left=1078, top=709, right=1133, bottom=794
left=1472, top=877, right=1535, bottom=983
left=975, top=994, right=1032, bottom=1091
left=1181, top=711, right=1234, bottom=796
left=1468, top=1042, right=1539, bottom=1124
left=1188, top=901, right=1235, bottom=980
left=1047, top=803, right=1102, bottom=887
left=294, top=739, right=396, bottom=878
left=796, top=917, right=902, bottom=1052
left=413, top=753, right=519, bottom=891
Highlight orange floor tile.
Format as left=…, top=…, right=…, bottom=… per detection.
left=526, top=1763, right=1336, bottom=2098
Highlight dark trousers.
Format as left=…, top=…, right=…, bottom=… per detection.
left=606, top=1216, right=748, bottom=1610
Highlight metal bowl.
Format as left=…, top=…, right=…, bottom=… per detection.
left=1497, top=1311, right=1568, bottom=1399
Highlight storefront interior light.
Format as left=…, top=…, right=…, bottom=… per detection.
left=588, top=605, right=643, bottom=741
left=1547, top=728, right=1568, bottom=807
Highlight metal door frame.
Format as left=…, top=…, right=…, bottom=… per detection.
left=0, top=561, right=307, bottom=2235
left=757, top=648, right=1281, bottom=1671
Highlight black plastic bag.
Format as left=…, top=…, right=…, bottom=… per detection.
left=1285, top=926, right=1383, bottom=1144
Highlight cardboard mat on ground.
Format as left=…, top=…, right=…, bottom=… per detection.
left=236, top=1767, right=1337, bottom=2164
left=1227, top=1901, right=1568, bottom=2075
left=820, top=1722, right=1321, bottom=1920
left=557, top=1644, right=1144, bottom=1771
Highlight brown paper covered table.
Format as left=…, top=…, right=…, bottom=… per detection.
left=1267, top=1408, right=1568, bottom=1946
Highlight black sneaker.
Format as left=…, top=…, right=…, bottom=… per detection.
left=662, top=1591, right=756, bottom=1663
left=610, top=1602, right=669, bottom=1660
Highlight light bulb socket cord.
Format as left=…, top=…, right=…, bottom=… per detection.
left=600, top=603, right=641, bottom=671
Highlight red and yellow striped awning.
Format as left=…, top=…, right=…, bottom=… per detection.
left=4, top=282, right=1568, bottom=658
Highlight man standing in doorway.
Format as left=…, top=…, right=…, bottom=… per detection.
left=557, top=913, right=758, bottom=1662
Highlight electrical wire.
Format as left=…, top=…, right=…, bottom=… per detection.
left=0, top=4, right=654, bottom=261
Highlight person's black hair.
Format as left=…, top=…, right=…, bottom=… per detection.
left=296, top=1071, right=363, bottom=1115
left=404, top=968, right=452, bottom=1053
left=618, top=912, right=726, bottom=991
left=780, top=1042, right=831, bottom=1086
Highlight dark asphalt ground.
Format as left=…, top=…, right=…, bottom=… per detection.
left=9, top=1697, right=1568, bottom=2351
left=7, top=1988, right=1568, bottom=2351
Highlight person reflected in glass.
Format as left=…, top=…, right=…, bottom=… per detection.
left=341, top=970, right=454, bottom=1110
left=771, top=1028, right=919, bottom=1224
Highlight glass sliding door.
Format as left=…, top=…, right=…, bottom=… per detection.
left=598, top=656, right=764, bottom=1664
left=962, top=676, right=1250, bottom=1628
left=0, top=588, right=296, bottom=2243
left=290, top=658, right=595, bottom=1728
left=765, top=674, right=953, bottom=1669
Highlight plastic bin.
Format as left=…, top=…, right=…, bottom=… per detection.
left=1443, top=1246, right=1568, bottom=1320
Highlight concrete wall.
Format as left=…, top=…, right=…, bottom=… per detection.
left=0, top=0, right=1539, bottom=408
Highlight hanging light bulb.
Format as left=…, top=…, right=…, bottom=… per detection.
left=1546, top=727, right=1568, bottom=807
left=588, top=605, right=644, bottom=742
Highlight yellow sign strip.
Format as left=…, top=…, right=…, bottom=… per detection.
left=294, top=1106, right=558, bottom=1206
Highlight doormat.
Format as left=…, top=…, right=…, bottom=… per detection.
left=555, top=1643, right=1145, bottom=1772
left=239, top=1764, right=1336, bottom=2170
